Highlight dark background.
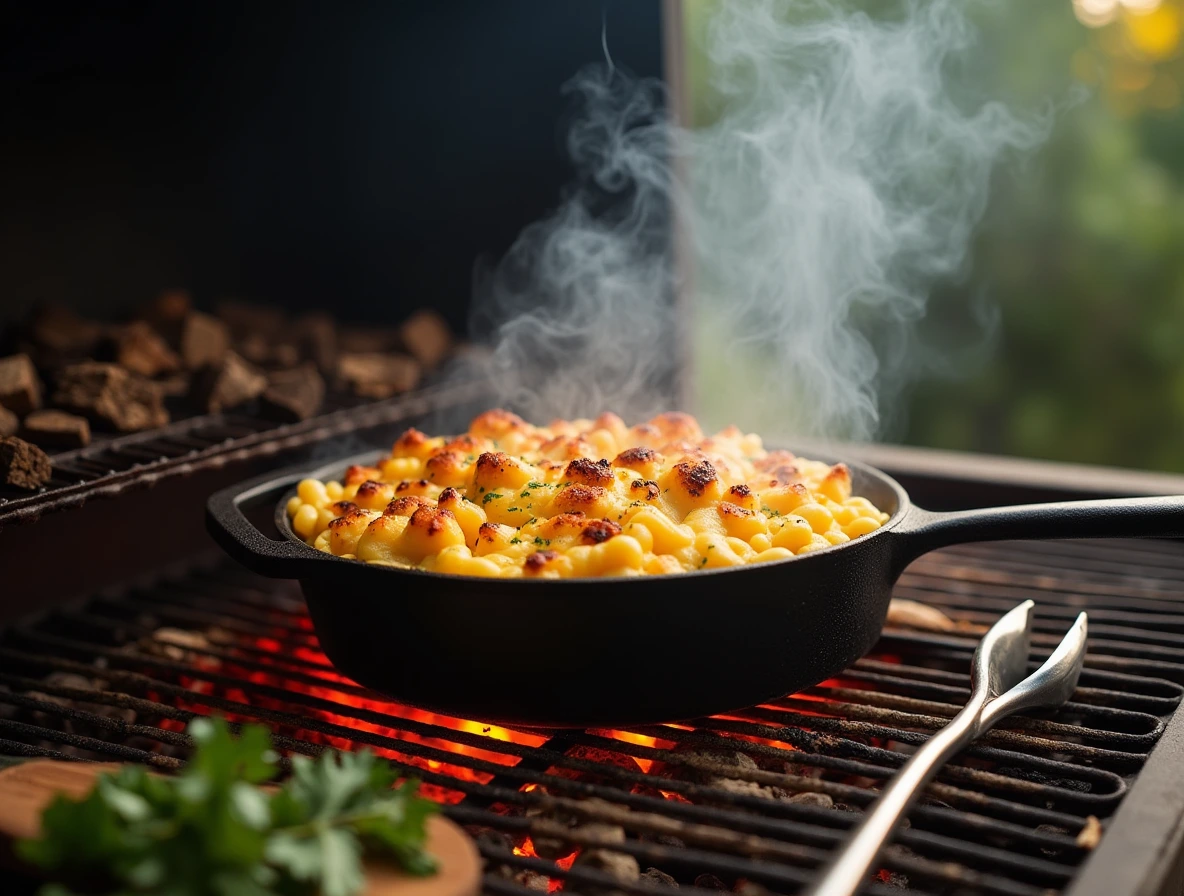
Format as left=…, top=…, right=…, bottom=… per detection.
left=0, top=1, right=666, bottom=331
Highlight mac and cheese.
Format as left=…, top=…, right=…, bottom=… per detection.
left=287, top=409, right=890, bottom=578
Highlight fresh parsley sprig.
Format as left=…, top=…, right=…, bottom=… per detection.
left=18, top=717, right=438, bottom=896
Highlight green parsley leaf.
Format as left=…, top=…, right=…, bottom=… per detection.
left=509, top=537, right=522, bottom=544
left=482, top=492, right=501, bottom=504
left=18, top=717, right=438, bottom=896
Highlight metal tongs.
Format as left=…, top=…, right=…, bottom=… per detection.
left=806, top=600, right=1089, bottom=896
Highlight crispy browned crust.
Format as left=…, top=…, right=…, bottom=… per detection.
left=344, top=464, right=380, bottom=486
left=395, top=478, right=430, bottom=493
left=408, top=505, right=456, bottom=535
left=718, top=501, right=755, bottom=519
left=443, top=433, right=484, bottom=454
left=630, top=479, right=660, bottom=501
left=538, top=512, right=587, bottom=538
left=580, top=519, right=622, bottom=544
left=356, top=480, right=391, bottom=500
left=613, top=446, right=660, bottom=468
left=650, top=411, right=702, bottom=439
left=436, top=486, right=462, bottom=506
left=539, top=435, right=594, bottom=460
left=673, top=459, right=718, bottom=497
left=475, top=451, right=512, bottom=477
left=393, top=427, right=427, bottom=453
left=470, top=408, right=527, bottom=438
left=565, top=457, right=613, bottom=487
left=424, top=451, right=465, bottom=481
left=331, top=500, right=359, bottom=516
left=727, top=483, right=752, bottom=499
left=383, top=495, right=433, bottom=516
left=477, top=521, right=504, bottom=543
left=755, top=450, right=797, bottom=472
left=553, top=483, right=607, bottom=512
left=524, top=549, right=561, bottom=573
left=328, top=507, right=370, bottom=530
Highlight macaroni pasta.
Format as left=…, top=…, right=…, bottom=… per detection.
left=287, top=410, right=890, bottom=578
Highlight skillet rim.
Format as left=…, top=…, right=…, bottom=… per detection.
left=267, top=446, right=914, bottom=585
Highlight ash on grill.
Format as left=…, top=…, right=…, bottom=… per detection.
left=2, top=538, right=1182, bottom=896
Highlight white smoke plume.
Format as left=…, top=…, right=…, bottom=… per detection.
left=461, top=0, right=1047, bottom=439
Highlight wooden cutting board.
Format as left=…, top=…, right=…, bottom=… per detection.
left=0, top=760, right=481, bottom=896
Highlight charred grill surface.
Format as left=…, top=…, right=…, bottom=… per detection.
left=1, top=537, right=1182, bottom=895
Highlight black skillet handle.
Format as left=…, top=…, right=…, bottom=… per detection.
left=206, top=468, right=337, bottom=579
left=891, top=495, right=1184, bottom=572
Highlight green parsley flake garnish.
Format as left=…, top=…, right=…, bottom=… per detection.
left=526, top=481, right=545, bottom=489
left=507, top=507, right=520, bottom=512
left=510, top=537, right=522, bottom=544
left=17, top=717, right=438, bottom=896
left=483, top=492, right=500, bottom=504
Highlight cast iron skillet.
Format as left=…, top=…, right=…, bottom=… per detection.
left=207, top=450, right=1184, bottom=728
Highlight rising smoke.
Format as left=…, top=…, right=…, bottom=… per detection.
left=460, top=0, right=1047, bottom=440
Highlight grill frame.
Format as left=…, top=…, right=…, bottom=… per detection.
left=2, top=445, right=1184, bottom=895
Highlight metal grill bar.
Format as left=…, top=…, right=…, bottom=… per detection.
left=0, top=379, right=485, bottom=528
left=2, top=538, right=1182, bottom=896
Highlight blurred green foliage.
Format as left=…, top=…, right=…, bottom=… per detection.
left=686, top=0, right=1184, bottom=472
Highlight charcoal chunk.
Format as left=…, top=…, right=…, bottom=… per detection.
left=337, top=352, right=420, bottom=399
left=179, top=312, right=230, bottom=370
left=0, top=353, right=42, bottom=415
left=0, top=436, right=52, bottom=489
left=190, top=352, right=267, bottom=413
left=239, top=333, right=300, bottom=369
left=642, top=868, right=678, bottom=888
left=399, top=309, right=452, bottom=369
left=260, top=363, right=325, bottom=422
left=291, top=313, right=338, bottom=373
left=0, top=406, right=17, bottom=438
left=111, top=321, right=181, bottom=377
left=27, top=306, right=103, bottom=363
left=339, top=327, right=398, bottom=354
left=20, top=410, right=91, bottom=449
left=138, top=289, right=192, bottom=344
left=216, top=301, right=286, bottom=339
left=53, top=362, right=169, bottom=432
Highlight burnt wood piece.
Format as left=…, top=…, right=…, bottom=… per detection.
left=190, top=352, right=267, bottom=413
left=0, top=353, right=42, bottom=415
left=337, top=352, right=420, bottom=399
left=179, top=312, right=230, bottom=370
left=111, top=321, right=182, bottom=378
left=52, top=362, right=169, bottom=432
left=238, top=334, right=300, bottom=369
left=291, top=313, right=337, bottom=374
left=216, top=301, right=286, bottom=341
left=399, top=310, right=452, bottom=369
left=155, top=373, right=192, bottom=398
left=339, top=327, right=400, bottom=354
left=0, top=436, right=51, bottom=489
left=19, top=410, right=91, bottom=449
left=0, top=406, right=17, bottom=438
left=26, top=306, right=104, bottom=365
left=138, top=289, right=192, bottom=345
left=260, top=363, right=326, bottom=422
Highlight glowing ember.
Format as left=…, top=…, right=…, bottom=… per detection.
left=514, top=838, right=578, bottom=893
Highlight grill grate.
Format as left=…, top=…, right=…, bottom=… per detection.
left=0, top=379, right=485, bottom=529
left=2, top=538, right=1183, bottom=895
